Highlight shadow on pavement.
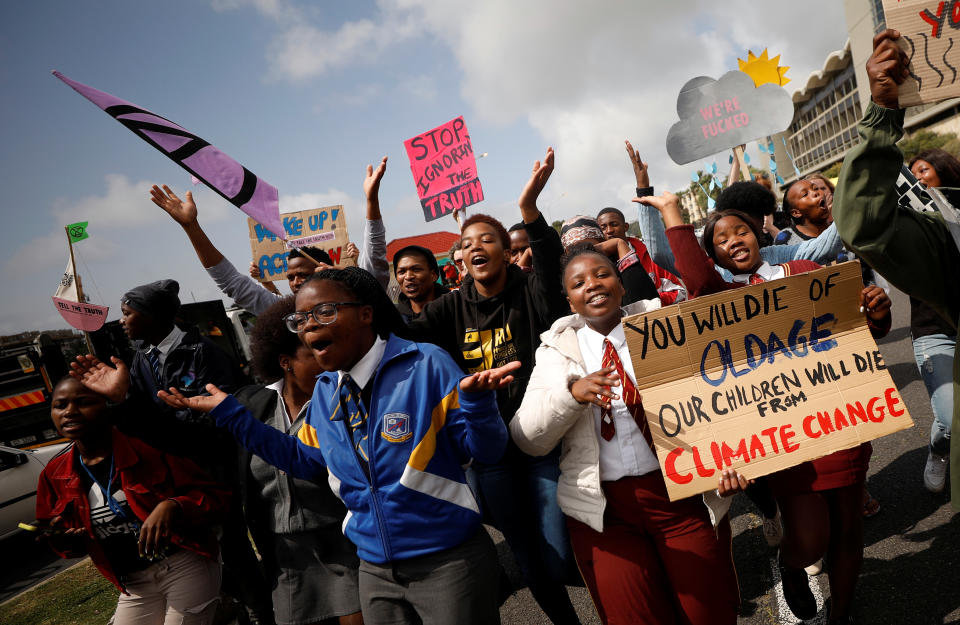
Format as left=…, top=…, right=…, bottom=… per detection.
left=0, top=531, right=82, bottom=604
left=856, top=445, right=960, bottom=624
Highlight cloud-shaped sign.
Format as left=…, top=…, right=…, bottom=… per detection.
left=665, top=70, right=794, bottom=165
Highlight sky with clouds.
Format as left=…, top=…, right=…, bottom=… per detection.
left=0, top=0, right=851, bottom=335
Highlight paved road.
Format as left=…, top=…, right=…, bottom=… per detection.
left=3, top=287, right=956, bottom=623
left=497, top=285, right=960, bottom=625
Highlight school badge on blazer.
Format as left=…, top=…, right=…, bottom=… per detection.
left=382, top=413, right=412, bottom=443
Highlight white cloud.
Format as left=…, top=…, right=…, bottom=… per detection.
left=210, top=0, right=301, bottom=22
left=265, top=4, right=419, bottom=81
left=8, top=174, right=233, bottom=273
left=382, top=0, right=848, bottom=209
left=244, top=1, right=845, bottom=212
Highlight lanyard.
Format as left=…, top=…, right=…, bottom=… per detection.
left=79, top=454, right=137, bottom=526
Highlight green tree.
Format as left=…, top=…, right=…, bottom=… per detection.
left=820, top=161, right=843, bottom=180
left=551, top=219, right=563, bottom=235
left=898, top=129, right=960, bottom=162
left=687, top=170, right=719, bottom=218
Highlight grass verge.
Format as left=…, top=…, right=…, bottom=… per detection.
left=0, top=559, right=117, bottom=625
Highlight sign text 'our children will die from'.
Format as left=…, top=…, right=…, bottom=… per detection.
left=622, top=262, right=913, bottom=501
left=404, top=116, right=484, bottom=222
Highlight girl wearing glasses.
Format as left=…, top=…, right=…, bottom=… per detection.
left=158, top=267, right=520, bottom=625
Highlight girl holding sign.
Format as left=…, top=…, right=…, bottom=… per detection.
left=510, top=244, right=747, bottom=625
left=639, top=192, right=891, bottom=624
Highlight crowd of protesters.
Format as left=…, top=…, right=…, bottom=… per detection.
left=31, top=29, right=959, bottom=625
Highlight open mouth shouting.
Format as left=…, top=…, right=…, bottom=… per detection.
left=469, top=253, right=489, bottom=270
left=728, top=244, right=751, bottom=263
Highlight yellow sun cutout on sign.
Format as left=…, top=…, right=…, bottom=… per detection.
left=738, top=49, right=790, bottom=87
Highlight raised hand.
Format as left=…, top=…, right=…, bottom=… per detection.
left=150, top=184, right=198, bottom=227
left=634, top=191, right=683, bottom=229
left=157, top=383, right=229, bottom=414
left=460, top=361, right=523, bottom=393
left=867, top=29, right=910, bottom=109
left=624, top=140, right=650, bottom=188
left=364, top=156, right=388, bottom=201
left=570, top=367, right=621, bottom=409
left=69, top=355, right=130, bottom=402
left=344, top=242, right=360, bottom=260
left=518, top=147, right=555, bottom=220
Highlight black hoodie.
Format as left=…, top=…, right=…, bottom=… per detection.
left=407, top=214, right=566, bottom=434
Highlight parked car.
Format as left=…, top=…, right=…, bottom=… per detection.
left=0, top=443, right=69, bottom=540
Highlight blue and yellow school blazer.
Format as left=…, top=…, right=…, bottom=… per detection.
left=210, top=334, right=507, bottom=564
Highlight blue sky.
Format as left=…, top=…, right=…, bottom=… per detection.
left=0, top=0, right=850, bottom=334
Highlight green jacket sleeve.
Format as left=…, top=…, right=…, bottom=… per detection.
left=833, top=101, right=960, bottom=330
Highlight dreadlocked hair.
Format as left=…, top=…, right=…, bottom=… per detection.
left=302, top=267, right=409, bottom=340
left=250, top=295, right=299, bottom=382
left=559, top=243, right=622, bottom=295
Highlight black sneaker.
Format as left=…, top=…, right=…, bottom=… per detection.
left=779, top=551, right=817, bottom=620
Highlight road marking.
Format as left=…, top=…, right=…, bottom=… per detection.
left=769, top=556, right=826, bottom=625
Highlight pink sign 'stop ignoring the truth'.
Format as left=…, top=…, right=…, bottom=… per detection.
left=404, top=116, right=484, bottom=222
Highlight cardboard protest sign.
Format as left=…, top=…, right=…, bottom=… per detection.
left=248, top=206, right=351, bottom=282
left=404, top=116, right=484, bottom=222
left=881, top=0, right=960, bottom=106
left=622, top=262, right=913, bottom=501
left=665, top=71, right=794, bottom=165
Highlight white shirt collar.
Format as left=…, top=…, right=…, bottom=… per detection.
left=337, top=337, right=387, bottom=390
left=266, top=377, right=310, bottom=431
left=151, top=325, right=185, bottom=358
left=577, top=317, right=628, bottom=351
left=729, top=261, right=784, bottom=284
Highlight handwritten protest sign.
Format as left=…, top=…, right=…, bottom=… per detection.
left=882, top=0, right=960, bottom=106
left=247, top=206, right=351, bottom=282
left=665, top=71, right=794, bottom=165
left=404, top=116, right=484, bottom=222
left=622, top=262, right=913, bottom=501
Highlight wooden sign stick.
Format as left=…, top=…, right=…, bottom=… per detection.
left=732, top=145, right=753, bottom=182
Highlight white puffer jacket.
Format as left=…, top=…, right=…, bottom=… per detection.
left=510, top=301, right=732, bottom=533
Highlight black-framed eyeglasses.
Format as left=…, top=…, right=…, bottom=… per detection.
left=283, top=302, right=363, bottom=333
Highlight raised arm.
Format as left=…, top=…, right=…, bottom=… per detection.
left=638, top=192, right=733, bottom=297
left=518, top=147, right=555, bottom=225
left=358, top=156, right=391, bottom=288
left=626, top=140, right=678, bottom=275
left=151, top=184, right=279, bottom=315
left=518, top=148, right=566, bottom=320
left=833, top=29, right=960, bottom=324
left=151, top=185, right=224, bottom=268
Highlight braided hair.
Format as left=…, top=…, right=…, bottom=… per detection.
left=559, top=243, right=621, bottom=295
left=302, top=267, right=409, bottom=340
